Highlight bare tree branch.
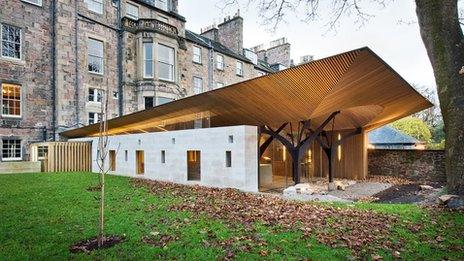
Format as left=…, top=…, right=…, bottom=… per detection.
left=221, top=0, right=391, bottom=32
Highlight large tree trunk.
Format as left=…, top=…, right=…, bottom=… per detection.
left=415, top=0, right=464, bottom=195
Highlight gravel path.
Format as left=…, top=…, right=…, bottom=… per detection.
left=283, top=193, right=353, bottom=202
left=328, top=182, right=392, bottom=200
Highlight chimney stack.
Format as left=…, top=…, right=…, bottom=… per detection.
left=217, top=10, right=243, bottom=54
left=200, top=25, right=219, bottom=42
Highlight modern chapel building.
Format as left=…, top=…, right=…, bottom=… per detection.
left=0, top=0, right=291, bottom=161
left=63, top=48, right=432, bottom=192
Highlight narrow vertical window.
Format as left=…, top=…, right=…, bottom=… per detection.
left=2, top=139, right=21, bottom=161
left=84, top=0, right=103, bottom=14
left=161, top=150, right=166, bottom=163
left=228, top=135, right=233, bottom=143
left=1, top=83, right=21, bottom=117
left=126, top=3, right=139, bottom=20
left=337, top=133, right=342, bottom=161
left=88, top=38, right=104, bottom=74
left=1, top=24, right=21, bottom=60
left=193, top=46, right=202, bottom=64
left=193, top=77, right=203, bottom=94
left=157, top=44, right=175, bottom=81
left=125, top=150, right=128, bottom=161
left=143, top=42, right=153, bottom=78
left=236, top=61, right=243, bottom=76
left=226, top=151, right=232, bottom=167
left=216, top=54, right=224, bottom=70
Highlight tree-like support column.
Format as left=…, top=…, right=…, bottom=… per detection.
left=260, top=111, right=340, bottom=184
left=316, top=128, right=362, bottom=190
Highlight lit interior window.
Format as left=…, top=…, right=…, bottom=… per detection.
left=337, top=133, right=342, bottom=161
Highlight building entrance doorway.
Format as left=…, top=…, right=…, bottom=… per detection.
left=136, top=150, right=144, bottom=175
left=187, top=150, right=201, bottom=181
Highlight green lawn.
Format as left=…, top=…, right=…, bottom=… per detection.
left=0, top=172, right=463, bottom=260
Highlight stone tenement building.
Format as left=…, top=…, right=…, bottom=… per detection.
left=0, top=0, right=291, bottom=161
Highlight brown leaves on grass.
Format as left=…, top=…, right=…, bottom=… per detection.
left=70, top=235, right=125, bottom=253
left=133, top=179, right=401, bottom=254
left=142, top=234, right=175, bottom=248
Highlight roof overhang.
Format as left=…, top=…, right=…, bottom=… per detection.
left=62, top=47, right=432, bottom=138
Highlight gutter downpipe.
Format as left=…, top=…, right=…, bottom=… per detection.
left=207, top=40, right=214, bottom=91
left=51, top=0, right=57, bottom=141
left=117, top=0, right=124, bottom=116
left=74, top=0, right=80, bottom=127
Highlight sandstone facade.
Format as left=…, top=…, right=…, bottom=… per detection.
left=0, top=0, right=53, bottom=161
left=0, top=0, right=289, bottom=161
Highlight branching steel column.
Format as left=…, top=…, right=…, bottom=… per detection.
left=259, top=123, right=288, bottom=157
left=260, top=111, right=340, bottom=184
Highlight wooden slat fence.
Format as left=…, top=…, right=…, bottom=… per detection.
left=30, top=142, right=92, bottom=172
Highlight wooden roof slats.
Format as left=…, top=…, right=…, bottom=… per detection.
left=61, top=47, right=432, bottom=138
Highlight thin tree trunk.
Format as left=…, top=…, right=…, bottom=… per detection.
left=99, top=168, right=105, bottom=246
left=415, top=0, right=464, bottom=195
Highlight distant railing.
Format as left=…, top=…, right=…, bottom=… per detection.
left=122, top=18, right=178, bottom=37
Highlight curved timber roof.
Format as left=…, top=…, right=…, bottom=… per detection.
left=62, top=47, right=432, bottom=138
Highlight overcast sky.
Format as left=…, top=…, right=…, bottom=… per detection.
left=179, top=0, right=440, bottom=89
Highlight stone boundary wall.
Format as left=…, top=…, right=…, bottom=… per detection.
left=368, top=149, right=446, bottom=183
left=0, top=162, right=41, bottom=174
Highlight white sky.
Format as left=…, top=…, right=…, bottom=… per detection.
left=179, top=0, right=437, bottom=88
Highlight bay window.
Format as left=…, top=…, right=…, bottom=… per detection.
left=157, top=44, right=175, bottom=81
left=157, top=97, right=174, bottom=105
left=143, top=42, right=154, bottom=78
left=126, top=3, right=139, bottom=20
left=155, top=0, right=170, bottom=11
left=144, top=97, right=154, bottom=109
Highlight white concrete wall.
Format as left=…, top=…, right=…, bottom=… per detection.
left=72, top=126, right=259, bottom=192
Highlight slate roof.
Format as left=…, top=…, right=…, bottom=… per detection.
left=368, top=126, right=421, bottom=145
left=185, top=30, right=255, bottom=63
left=185, top=30, right=275, bottom=73
left=255, top=59, right=275, bottom=73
